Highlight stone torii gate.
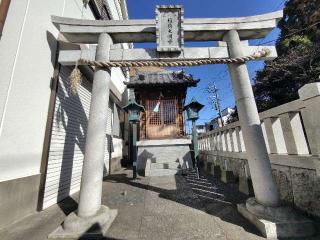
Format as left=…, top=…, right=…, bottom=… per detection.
left=49, top=6, right=315, bottom=239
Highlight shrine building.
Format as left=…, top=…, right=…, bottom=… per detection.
left=126, top=70, right=199, bottom=140
left=126, top=69, right=199, bottom=176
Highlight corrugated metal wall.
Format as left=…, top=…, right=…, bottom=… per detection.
left=42, top=66, right=112, bottom=209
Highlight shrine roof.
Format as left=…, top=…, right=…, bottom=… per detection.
left=125, top=70, right=199, bottom=88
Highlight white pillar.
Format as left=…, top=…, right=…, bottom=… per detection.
left=224, top=30, right=279, bottom=207
left=78, top=33, right=113, bottom=217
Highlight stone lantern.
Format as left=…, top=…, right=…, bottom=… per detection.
left=123, top=98, right=145, bottom=179
left=123, top=98, right=145, bottom=123
left=184, top=97, right=204, bottom=121
left=183, top=97, right=204, bottom=178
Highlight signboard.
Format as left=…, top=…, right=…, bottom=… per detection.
left=156, top=5, right=184, bottom=52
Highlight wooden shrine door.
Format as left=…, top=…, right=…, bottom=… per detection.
left=146, top=99, right=179, bottom=139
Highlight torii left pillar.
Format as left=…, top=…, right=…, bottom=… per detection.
left=49, top=33, right=117, bottom=239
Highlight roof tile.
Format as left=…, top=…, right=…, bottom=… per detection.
left=125, top=70, right=199, bottom=88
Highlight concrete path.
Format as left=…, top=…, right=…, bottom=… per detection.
left=0, top=169, right=318, bottom=240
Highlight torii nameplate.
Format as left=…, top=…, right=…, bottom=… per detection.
left=156, top=5, right=184, bottom=52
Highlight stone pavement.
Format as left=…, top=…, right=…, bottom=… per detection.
left=0, top=169, right=319, bottom=240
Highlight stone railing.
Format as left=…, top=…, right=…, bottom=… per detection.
left=198, top=83, right=320, bottom=217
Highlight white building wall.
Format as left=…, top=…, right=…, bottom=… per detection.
left=0, top=0, right=116, bottom=182
left=0, top=0, right=129, bottom=227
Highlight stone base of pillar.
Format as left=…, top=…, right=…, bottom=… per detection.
left=48, top=205, right=117, bottom=239
left=238, top=198, right=315, bottom=239
left=220, top=170, right=235, bottom=183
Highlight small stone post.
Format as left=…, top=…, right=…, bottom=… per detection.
left=132, top=123, right=137, bottom=179
left=223, top=30, right=280, bottom=207
left=192, top=120, right=200, bottom=178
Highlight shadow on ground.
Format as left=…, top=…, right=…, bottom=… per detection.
left=78, top=223, right=123, bottom=240
left=104, top=167, right=262, bottom=237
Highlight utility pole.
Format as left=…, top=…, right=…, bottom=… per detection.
left=207, top=82, right=224, bottom=127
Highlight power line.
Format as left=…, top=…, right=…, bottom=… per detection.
left=206, top=82, right=224, bottom=127
left=254, top=0, right=287, bottom=47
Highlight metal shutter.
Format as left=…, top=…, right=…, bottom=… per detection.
left=104, top=100, right=113, bottom=175
left=112, top=104, right=120, bottom=137
left=42, top=66, right=110, bottom=209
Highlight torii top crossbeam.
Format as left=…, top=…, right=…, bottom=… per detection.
left=53, top=9, right=282, bottom=66
left=52, top=10, right=282, bottom=44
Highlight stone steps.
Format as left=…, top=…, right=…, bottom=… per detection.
left=150, top=162, right=181, bottom=170
left=137, top=139, right=193, bottom=176
left=149, top=162, right=182, bottom=176
left=150, top=156, right=181, bottom=163
left=149, top=168, right=182, bottom=176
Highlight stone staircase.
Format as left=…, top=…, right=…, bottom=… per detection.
left=149, top=161, right=183, bottom=176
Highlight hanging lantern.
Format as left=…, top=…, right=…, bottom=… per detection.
left=123, top=98, right=145, bottom=123
left=183, top=97, right=204, bottom=121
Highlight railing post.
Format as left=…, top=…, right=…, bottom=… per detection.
left=264, top=117, right=287, bottom=154
left=210, top=133, right=214, bottom=151
left=279, top=112, right=309, bottom=155
left=236, top=127, right=246, bottom=152
left=214, top=133, right=218, bottom=150
left=223, top=131, right=227, bottom=151
left=221, top=131, right=226, bottom=151
left=229, top=129, right=235, bottom=152
left=299, top=83, right=320, bottom=175
left=260, top=121, right=270, bottom=153
left=218, top=132, right=222, bottom=151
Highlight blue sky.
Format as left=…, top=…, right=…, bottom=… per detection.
left=127, top=0, right=285, bottom=125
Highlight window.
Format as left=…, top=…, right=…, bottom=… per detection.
left=148, top=100, right=161, bottom=125
left=147, top=99, right=177, bottom=125
left=163, top=100, right=176, bottom=125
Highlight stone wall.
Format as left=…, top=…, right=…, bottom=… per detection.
left=0, top=174, right=41, bottom=229
left=199, top=83, right=320, bottom=217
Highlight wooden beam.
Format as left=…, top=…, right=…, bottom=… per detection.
left=58, top=46, right=278, bottom=66
left=52, top=10, right=283, bottom=43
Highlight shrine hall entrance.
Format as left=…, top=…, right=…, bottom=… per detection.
left=146, top=98, right=178, bottom=139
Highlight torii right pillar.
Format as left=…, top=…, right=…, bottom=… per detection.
left=224, top=30, right=315, bottom=239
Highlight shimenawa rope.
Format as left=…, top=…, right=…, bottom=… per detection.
left=69, top=48, right=270, bottom=94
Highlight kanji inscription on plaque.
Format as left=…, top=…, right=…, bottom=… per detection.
left=156, top=5, right=184, bottom=52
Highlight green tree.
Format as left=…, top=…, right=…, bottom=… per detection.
left=253, top=0, right=320, bottom=112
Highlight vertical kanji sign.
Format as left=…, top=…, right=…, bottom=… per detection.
left=156, top=5, right=184, bottom=52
